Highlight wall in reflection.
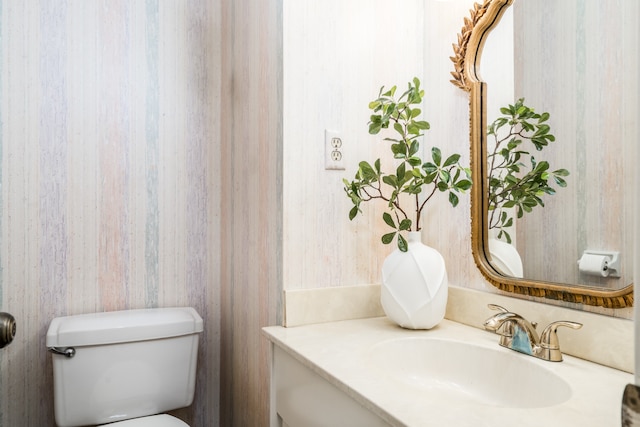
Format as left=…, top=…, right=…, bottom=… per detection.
left=511, top=0, right=638, bottom=288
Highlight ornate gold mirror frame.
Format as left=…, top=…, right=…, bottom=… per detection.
left=450, top=0, right=633, bottom=308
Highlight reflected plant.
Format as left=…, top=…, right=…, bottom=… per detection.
left=343, top=78, right=472, bottom=252
left=488, top=98, right=570, bottom=243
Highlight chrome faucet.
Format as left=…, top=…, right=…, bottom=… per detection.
left=483, top=304, right=582, bottom=362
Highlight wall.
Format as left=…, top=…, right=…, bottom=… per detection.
left=283, top=0, right=487, bottom=291
left=283, top=0, right=426, bottom=289
left=220, top=0, right=282, bottom=426
left=283, top=0, right=632, bottom=319
left=0, top=1, right=282, bottom=426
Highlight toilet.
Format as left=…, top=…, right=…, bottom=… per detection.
left=46, top=307, right=203, bottom=427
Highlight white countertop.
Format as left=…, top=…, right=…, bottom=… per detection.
left=263, top=317, right=633, bottom=427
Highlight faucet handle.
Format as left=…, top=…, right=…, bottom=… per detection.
left=486, top=304, right=537, bottom=329
left=539, top=321, right=583, bottom=362
left=487, top=303, right=509, bottom=313
left=484, top=304, right=511, bottom=333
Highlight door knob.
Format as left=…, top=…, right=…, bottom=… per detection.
left=0, top=312, right=16, bottom=348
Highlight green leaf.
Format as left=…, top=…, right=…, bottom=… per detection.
left=382, top=232, right=396, bottom=245
left=439, top=169, right=451, bottom=183
left=554, top=176, right=567, bottom=187
left=349, top=206, right=359, bottom=221
left=385, top=103, right=396, bottom=116
left=431, top=147, right=442, bottom=166
left=382, top=85, right=397, bottom=97
left=391, top=143, right=407, bottom=158
left=396, top=163, right=406, bottom=180
left=399, top=219, right=412, bottom=231
left=369, top=123, right=382, bottom=134
left=407, top=156, right=421, bottom=167
left=455, top=179, right=472, bottom=191
left=423, top=162, right=437, bottom=174
left=423, top=172, right=437, bottom=184
left=407, top=123, right=420, bottom=135
left=408, top=186, right=422, bottom=195
left=534, top=161, right=550, bottom=172
left=382, top=212, right=396, bottom=228
left=449, top=192, right=459, bottom=207
left=409, top=140, right=419, bottom=157
left=443, top=153, right=461, bottom=167
left=383, top=137, right=403, bottom=143
left=382, top=175, right=398, bottom=188
left=397, top=234, right=408, bottom=252
left=358, top=161, right=377, bottom=180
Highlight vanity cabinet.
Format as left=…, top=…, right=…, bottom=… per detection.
left=264, top=317, right=632, bottom=427
left=271, top=345, right=390, bottom=427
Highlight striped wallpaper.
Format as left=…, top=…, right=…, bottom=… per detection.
left=0, top=0, right=282, bottom=425
left=0, top=1, right=241, bottom=425
left=282, top=0, right=426, bottom=292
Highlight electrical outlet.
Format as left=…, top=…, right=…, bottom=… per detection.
left=325, top=130, right=345, bottom=170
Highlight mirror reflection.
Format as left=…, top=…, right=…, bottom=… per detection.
left=481, top=0, right=637, bottom=291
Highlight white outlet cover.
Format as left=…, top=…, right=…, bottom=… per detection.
left=325, top=129, right=345, bottom=170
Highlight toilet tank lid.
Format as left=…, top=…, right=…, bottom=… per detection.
left=46, top=307, right=203, bottom=347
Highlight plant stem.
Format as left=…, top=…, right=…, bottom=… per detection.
left=416, top=184, right=438, bottom=230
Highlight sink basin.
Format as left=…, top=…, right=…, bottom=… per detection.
left=366, top=337, right=572, bottom=409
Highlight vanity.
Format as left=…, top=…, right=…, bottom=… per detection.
left=264, top=315, right=632, bottom=427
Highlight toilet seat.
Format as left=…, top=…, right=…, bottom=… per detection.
left=99, top=414, right=189, bottom=427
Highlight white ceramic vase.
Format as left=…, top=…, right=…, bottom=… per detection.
left=488, top=237, right=523, bottom=278
left=380, top=231, right=448, bottom=329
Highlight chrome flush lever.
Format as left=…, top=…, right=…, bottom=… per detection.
left=48, top=347, right=76, bottom=358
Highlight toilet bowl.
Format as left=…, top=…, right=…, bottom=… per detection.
left=46, top=307, right=203, bottom=427
left=99, top=414, right=189, bottom=426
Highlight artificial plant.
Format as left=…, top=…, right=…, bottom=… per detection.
left=343, top=78, right=472, bottom=252
left=487, top=98, right=570, bottom=243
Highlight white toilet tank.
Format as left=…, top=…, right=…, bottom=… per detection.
left=46, top=307, right=203, bottom=427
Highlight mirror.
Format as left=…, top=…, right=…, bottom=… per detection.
left=450, top=0, right=634, bottom=308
